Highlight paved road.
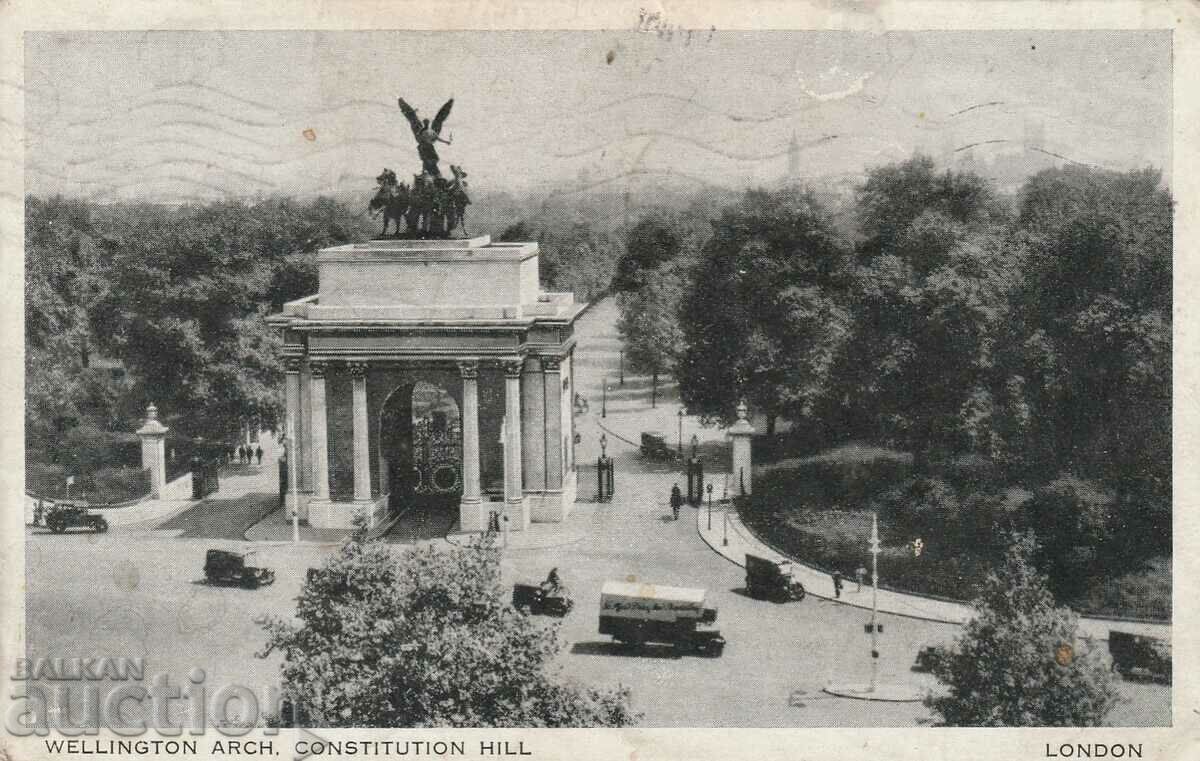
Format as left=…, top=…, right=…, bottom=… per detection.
left=22, top=297, right=1170, bottom=727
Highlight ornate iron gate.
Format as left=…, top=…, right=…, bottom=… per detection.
left=412, top=416, right=462, bottom=494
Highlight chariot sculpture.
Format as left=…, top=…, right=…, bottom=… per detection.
left=368, top=96, right=472, bottom=239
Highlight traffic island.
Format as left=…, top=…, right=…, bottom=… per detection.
left=822, top=683, right=925, bottom=702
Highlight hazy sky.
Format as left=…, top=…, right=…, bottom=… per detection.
left=23, top=30, right=1171, bottom=202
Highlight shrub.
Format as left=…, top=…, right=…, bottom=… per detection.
left=927, top=532, right=1119, bottom=726
left=261, top=530, right=638, bottom=728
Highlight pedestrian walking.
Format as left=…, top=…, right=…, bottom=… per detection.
left=237, top=445, right=245, bottom=464
left=255, top=445, right=263, bottom=465
left=855, top=566, right=867, bottom=592
left=832, top=570, right=843, bottom=599
left=670, top=483, right=683, bottom=520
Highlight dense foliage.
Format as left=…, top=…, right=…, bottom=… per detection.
left=619, top=155, right=1171, bottom=616
left=24, top=195, right=373, bottom=464
left=927, top=533, right=1119, bottom=726
left=261, top=529, right=637, bottom=727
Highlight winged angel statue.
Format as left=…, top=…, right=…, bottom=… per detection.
left=398, top=96, right=454, bottom=178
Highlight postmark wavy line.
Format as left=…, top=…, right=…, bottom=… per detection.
left=50, top=118, right=283, bottom=150
left=77, top=172, right=263, bottom=199
left=63, top=98, right=287, bottom=130
left=550, top=130, right=838, bottom=162
left=27, top=159, right=276, bottom=189
left=63, top=135, right=406, bottom=168
left=577, top=91, right=821, bottom=125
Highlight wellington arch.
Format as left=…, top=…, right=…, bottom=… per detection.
left=267, top=236, right=584, bottom=531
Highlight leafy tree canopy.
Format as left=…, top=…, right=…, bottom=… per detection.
left=927, top=532, right=1119, bottom=726
left=261, top=530, right=637, bottom=728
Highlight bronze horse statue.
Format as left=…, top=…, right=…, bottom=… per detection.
left=369, top=165, right=471, bottom=239
left=368, top=169, right=408, bottom=237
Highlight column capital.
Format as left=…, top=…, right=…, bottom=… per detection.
left=309, top=361, right=328, bottom=379
left=500, top=358, right=524, bottom=379
left=285, top=358, right=302, bottom=374
left=540, top=355, right=563, bottom=372
left=457, top=360, right=479, bottom=380
left=347, top=362, right=369, bottom=379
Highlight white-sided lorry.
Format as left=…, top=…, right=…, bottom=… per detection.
left=598, top=581, right=726, bottom=656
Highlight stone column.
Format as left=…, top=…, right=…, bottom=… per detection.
left=309, top=361, right=330, bottom=501
left=349, top=363, right=372, bottom=505
left=502, top=358, right=528, bottom=530
left=728, top=399, right=755, bottom=496
left=283, top=359, right=306, bottom=519
left=541, top=356, right=564, bottom=490
left=458, top=360, right=484, bottom=531
left=136, top=403, right=169, bottom=499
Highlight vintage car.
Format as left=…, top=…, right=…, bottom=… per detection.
left=599, top=580, right=725, bottom=656
left=745, top=553, right=807, bottom=602
left=43, top=502, right=109, bottom=534
left=1109, top=630, right=1171, bottom=683
left=912, top=645, right=948, bottom=673
left=512, top=568, right=574, bottom=617
left=204, top=549, right=275, bottom=589
left=640, top=432, right=672, bottom=461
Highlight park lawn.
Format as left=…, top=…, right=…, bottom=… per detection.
left=741, top=443, right=1171, bottom=621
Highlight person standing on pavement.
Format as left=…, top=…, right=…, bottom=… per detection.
left=855, top=566, right=867, bottom=592
left=670, top=483, right=683, bottom=520
left=255, top=445, right=264, bottom=465
left=832, top=570, right=844, bottom=599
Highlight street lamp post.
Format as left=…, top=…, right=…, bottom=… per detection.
left=706, top=483, right=713, bottom=531
left=722, top=503, right=729, bottom=546
left=602, top=377, right=607, bottom=418
left=690, top=433, right=699, bottom=460
left=619, top=350, right=624, bottom=386
left=869, top=511, right=881, bottom=693
left=600, top=432, right=607, bottom=459
left=677, top=409, right=684, bottom=453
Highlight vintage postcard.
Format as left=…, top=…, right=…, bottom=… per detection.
left=1, top=2, right=1196, bottom=760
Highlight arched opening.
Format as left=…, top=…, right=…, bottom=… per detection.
left=379, top=381, right=463, bottom=517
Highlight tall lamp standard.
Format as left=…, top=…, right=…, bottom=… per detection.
left=706, top=483, right=713, bottom=531
left=600, top=432, right=608, bottom=459
left=602, top=377, right=608, bottom=419
left=677, top=408, right=685, bottom=453
left=619, top=350, right=624, bottom=386
left=690, top=434, right=699, bottom=460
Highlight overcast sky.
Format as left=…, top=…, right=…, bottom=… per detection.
left=23, top=30, right=1172, bottom=202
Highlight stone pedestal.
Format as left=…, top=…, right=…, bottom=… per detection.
left=136, top=403, right=169, bottom=498
left=728, top=400, right=755, bottom=496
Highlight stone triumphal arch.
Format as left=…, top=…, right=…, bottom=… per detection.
left=268, top=236, right=583, bottom=531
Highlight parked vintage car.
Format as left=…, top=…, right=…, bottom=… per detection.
left=43, top=502, right=108, bottom=534
left=744, top=553, right=807, bottom=602
left=204, top=549, right=275, bottom=589
left=599, top=580, right=725, bottom=656
left=912, top=645, right=948, bottom=673
left=512, top=568, right=574, bottom=616
left=1109, top=630, right=1171, bottom=683
left=639, top=432, right=673, bottom=461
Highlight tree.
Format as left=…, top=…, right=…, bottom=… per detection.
left=676, top=187, right=853, bottom=430
left=261, top=529, right=637, bottom=728
left=612, top=214, right=681, bottom=293
left=926, top=533, right=1118, bottom=726
left=616, top=261, right=687, bottom=407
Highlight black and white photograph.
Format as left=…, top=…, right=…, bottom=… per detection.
left=1, top=3, right=1194, bottom=759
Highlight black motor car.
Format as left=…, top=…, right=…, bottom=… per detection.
left=204, top=549, right=275, bottom=589
left=43, top=502, right=109, bottom=534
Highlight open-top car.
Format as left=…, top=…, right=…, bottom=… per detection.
left=43, top=501, right=108, bottom=534
left=204, top=549, right=275, bottom=589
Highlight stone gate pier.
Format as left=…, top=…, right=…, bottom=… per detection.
left=268, top=236, right=584, bottom=531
